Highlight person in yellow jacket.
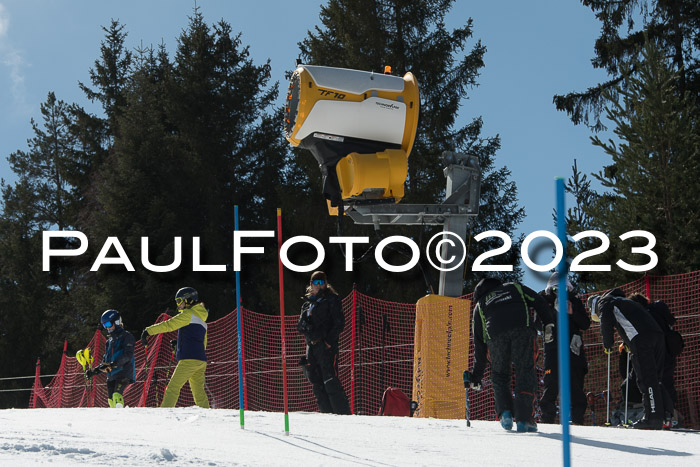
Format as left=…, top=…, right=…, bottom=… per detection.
left=141, top=287, right=210, bottom=408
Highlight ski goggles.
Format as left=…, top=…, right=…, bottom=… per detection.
left=102, top=321, right=114, bottom=328
left=175, top=297, right=186, bottom=306
left=311, top=279, right=325, bottom=285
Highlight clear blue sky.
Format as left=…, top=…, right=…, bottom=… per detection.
left=0, top=0, right=614, bottom=292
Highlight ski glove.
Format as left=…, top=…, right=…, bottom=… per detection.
left=544, top=324, right=555, bottom=344
left=90, top=362, right=112, bottom=375
left=140, top=329, right=149, bottom=347
left=469, top=381, right=482, bottom=391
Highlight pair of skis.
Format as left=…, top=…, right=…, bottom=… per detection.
left=76, top=348, right=110, bottom=380
left=76, top=348, right=95, bottom=391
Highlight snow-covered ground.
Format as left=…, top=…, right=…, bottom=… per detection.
left=0, top=407, right=698, bottom=466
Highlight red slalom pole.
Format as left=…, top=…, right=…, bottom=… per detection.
left=277, top=208, right=290, bottom=434
left=350, top=284, right=357, bottom=414
left=645, top=273, right=651, bottom=300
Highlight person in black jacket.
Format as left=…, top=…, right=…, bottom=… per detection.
left=469, top=277, right=555, bottom=433
left=539, top=273, right=591, bottom=425
left=87, top=309, right=136, bottom=408
left=588, top=289, right=673, bottom=430
left=297, top=270, right=351, bottom=415
left=628, top=293, right=680, bottom=424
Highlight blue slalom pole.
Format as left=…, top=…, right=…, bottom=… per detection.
left=235, top=205, right=245, bottom=429
left=556, top=178, right=570, bottom=467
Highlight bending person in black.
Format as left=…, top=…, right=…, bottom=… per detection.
left=297, top=270, right=351, bottom=415
left=628, top=293, right=681, bottom=424
left=588, top=289, right=672, bottom=430
left=539, top=273, right=590, bottom=425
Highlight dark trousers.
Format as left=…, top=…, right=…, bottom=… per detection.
left=540, top=344, right=588, bottom=424
left=487, top=327, right=537, bottom=423
left=620, top=350, right=644, bottom=404
left=662, top=353, right=677, bottom=406
left=302, top=343, right=351, bottom=415
left=106, top=379, right=128, bottom=399
left=630, top=333, right=673, bottom=421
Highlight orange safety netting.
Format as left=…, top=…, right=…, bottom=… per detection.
left=31, top=272, right=699, bottom=429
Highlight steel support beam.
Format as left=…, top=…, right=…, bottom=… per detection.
left=343, top=151, right=481, bottom=297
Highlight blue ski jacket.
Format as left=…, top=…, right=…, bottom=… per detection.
left=103, top=327, right=136, bottom=383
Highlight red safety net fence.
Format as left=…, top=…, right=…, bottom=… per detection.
left=31, top=272, right=699, bottom=428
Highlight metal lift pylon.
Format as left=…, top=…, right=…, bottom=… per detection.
left=343, top=151, right=481, bottom=297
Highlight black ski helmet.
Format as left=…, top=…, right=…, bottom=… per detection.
left=175, top=287, right=198, bottom=307
left=101, top=309, right=122, bottom=332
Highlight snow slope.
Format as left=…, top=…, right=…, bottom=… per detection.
left=0, top=408, right=698, bottom=466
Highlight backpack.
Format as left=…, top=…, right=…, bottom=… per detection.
left=379, top=388, right=412, bottom=416
left=666, top=329, right=684, bottom=357
left=647, top=301, right=684, bottom=357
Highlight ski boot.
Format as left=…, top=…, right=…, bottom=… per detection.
left=632, top=417, right=663, bottom=430
left=516, top=421, right=538, bottom=433
left=499, top=411, right=513, bottom=431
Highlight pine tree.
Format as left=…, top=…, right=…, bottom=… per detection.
left=78, top=19, right=133, bottom=140
left=568, top=39, right=700, bottom=288
left=68, top=19, right=135, bottom=232
left=0, top=195, right=54, bottom=407
left=294, top=0, right=524, bottom=298
left=81, top=43, right=181, bottom=326
left=554, top=0, right=700, bottom=131
left=80, top=9, right=286, bottom=325
left=0, top=93, right=90, bottom=407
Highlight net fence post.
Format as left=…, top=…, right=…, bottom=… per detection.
left=90, top=328, right=101, bottom=407
left=57, top=340, right=67, bottom=408
left=31, top=358, right=41, bottom=408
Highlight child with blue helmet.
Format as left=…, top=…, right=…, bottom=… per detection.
left=87, top=309, right=136, bottom=408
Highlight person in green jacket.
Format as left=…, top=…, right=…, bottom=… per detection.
left=141, top=287, right=210, bottom=408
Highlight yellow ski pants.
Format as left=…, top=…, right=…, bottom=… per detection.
left=161, top=359, right=210, bottom=408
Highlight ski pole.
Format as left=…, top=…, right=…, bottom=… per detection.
left=462, top=370, right=471, bottom=427
left=84, top=348, right=94, bottom=392
left=606, top=350, right=611, bottom=425
left=624, top=350, right=630, bottom=426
